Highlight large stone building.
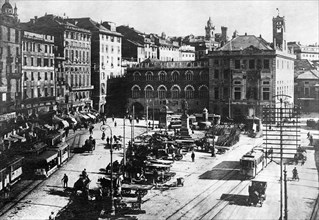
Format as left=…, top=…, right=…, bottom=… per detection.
left=126, top=59, right=209, bottom=118
left=20, top=30, right=56, bottom=115
left=22, top=14, right=93, bottom=113
left=209, top=15, right=295, bottom=120
left=0, top=0, right=21, bottom=143
left=65, top=18, right=123, bottom=114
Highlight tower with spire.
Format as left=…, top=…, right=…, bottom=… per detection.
left=205, top=17, right=215, bottom=41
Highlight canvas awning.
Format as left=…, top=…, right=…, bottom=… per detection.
left=79, top=114, right=90, bottom=120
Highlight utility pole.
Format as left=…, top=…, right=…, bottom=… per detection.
left=123, top=114, right=126, bottom=166
left=280, top=98, right=283, bottom=220
left=284, top=165, right=288, bottom=220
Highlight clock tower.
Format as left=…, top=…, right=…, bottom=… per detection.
left=273, top=14, right=287, bottom=51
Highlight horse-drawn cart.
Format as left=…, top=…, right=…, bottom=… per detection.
left=73, top=137, right=96, bottom=153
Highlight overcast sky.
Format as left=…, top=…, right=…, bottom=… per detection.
left=12, top=0, right=319, bottom=45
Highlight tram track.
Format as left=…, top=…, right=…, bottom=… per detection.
left=166, top=166, right=242, bottom=220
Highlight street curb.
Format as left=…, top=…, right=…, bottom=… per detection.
left=310, top=192, right=319, bottom=219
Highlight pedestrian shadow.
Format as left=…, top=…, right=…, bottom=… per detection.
left=220, top=193, right=249, bottom=206
left=199, top=161, right=243, bottom=180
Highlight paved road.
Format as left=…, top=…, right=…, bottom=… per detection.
left=1, top=118, right=147, bottom=220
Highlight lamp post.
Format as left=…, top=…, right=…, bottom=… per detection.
left=100, top=124, right=115, bottom=215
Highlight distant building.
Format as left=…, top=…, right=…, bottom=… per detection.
left=20, top=30, right=56, bottom=115
left=116, top=25, right=158, bottom=63
left=22, top=14, right=93, bottom=113
left=294, top=69, right=319, bottom=112
left=125, top=59, right=209, bottom=118
left=179, top=45, right=195, bottom=61
left=208, top=15, right=295, bottom=120
left=288, top=42, right=319, bottom=61
left=65, top=18, right=123, bottom=114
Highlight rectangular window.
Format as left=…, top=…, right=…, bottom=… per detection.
left=23, top=57, right=27, bottom=66
left=111, top=36, right=114, bottom=42
left=31, top=57, right=34, bottom=66
left=7, top=27, right=10, bottom=41
left=305, top=87, right=310, bottom=97
left=214, top=69, right=219, bottom=79
left=214, top=88, right=219, bottom=99
left=37, top=58, right=41, bottom=66
left=51, top=72, right=53, bottom=80
left=263, top=59, right=270, bottom=69
left=51, top=88, right=54, bottom=96
left=45, top=72, right=48, bottom=80
left=31, top=72, right=34, bottom=81
left=43, top=58, right=49, bottom=67
left=249, top=60, right=255, bottom=69
left=234, top=87, right=241, bottom=100
left=263, top=88, right=270, bottom=100
left=31, top=88, right=34, bottom=98
left=38, top=72, right=41, bottom=80
left=235, top=60, right=240, bottom=69
left=37, top=88, right=41, bottom=97
left=44, top=88, right=48, bottom=96
left=214, top=59, right=219, bottom=66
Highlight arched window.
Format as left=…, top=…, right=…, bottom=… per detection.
left=171, top=85, right=180, bottom=99
left=101, top=83, right=106, bottom=95
left=146, top=71, right=153, bottom=81
left=133, top=71, right=141, bottom=81
left=158, top=85, right=167, bottom=99
left=185, top=85, right=194, bottom=99
left=171, top=71, right=179, bottom=81
left=185, top=70, right=193, bottom=81
left=159, top=71, right=166, bottom=81
left=200, top=71, right=209, bottom=81
left=199, top=85, right=209, bottom=98
left=145, top=85, right=154, bottom=98
left=131, top=85, right=141, bottom=98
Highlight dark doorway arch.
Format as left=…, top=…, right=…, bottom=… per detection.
left=131, top=102, right=144, bottom=119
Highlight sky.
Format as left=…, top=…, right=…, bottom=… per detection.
left=9, top=0, right=319, bottom=45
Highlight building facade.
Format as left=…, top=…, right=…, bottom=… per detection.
left=21, top=30, right=56, bottom=115
left=288, top=42, right=319, bottom=61
left=0, top=0, right=21, bottom=114
left=66, top=18, right=123, bottom=114
left=117, top=25, right=158, bottom=63
left=22, top=14, right=93, bottom=113
left=126, top=60, right=209, bottom=118
left=179, top=45, right=196, bottom=61
left=209, top=15, right=295, bottom=120
left=294, top=70, right=319, bottom=112
left=0, top=0, right=21, bottom=147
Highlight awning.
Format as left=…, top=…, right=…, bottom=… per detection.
left=11, top=134, right=26, bottom=142
left=298, top=98, right=315, bottom=100
left=87, top=113, right=96, bottom=119
left=61, top=120, right=69, bottom=128
left=44, top=124, right=54, bottom=130
left=79, top=114, right=90, bottom=120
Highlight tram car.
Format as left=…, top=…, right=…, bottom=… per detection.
left=240, top=148, right=265, bottom=178
left=0, top=155, right=24, bottom=192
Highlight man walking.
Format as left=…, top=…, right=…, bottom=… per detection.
left=191, top=151, right=195, bottom=162
left=61, top=174, right=69, bottom=188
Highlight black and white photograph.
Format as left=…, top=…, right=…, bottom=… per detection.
left=0, top=0, right=318, bottom=219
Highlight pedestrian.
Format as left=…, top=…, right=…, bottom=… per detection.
left=61, top=174, right=69, bottom=188
left=49, top=211, right=55, bottom=220
left=89, top=125, right=93, bottom=135
left=106, top=136, right=110, bottom=145
left=309, top=135, right=313, bottom=145
left=65, top=128, right=69, bottom=137
left=114, top=121, right=117, bottom=127
left=307, top=132, right=310, bottom=139
left=148, top=121, right=151, bottom=128
left=82, top=168, right=87, bottom=178
left=4, top=183, right=10, bottom=199
left=191, top=151, right=195, bottom=162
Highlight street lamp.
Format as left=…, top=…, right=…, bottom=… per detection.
left=100, top=124, right=115, bottom=215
